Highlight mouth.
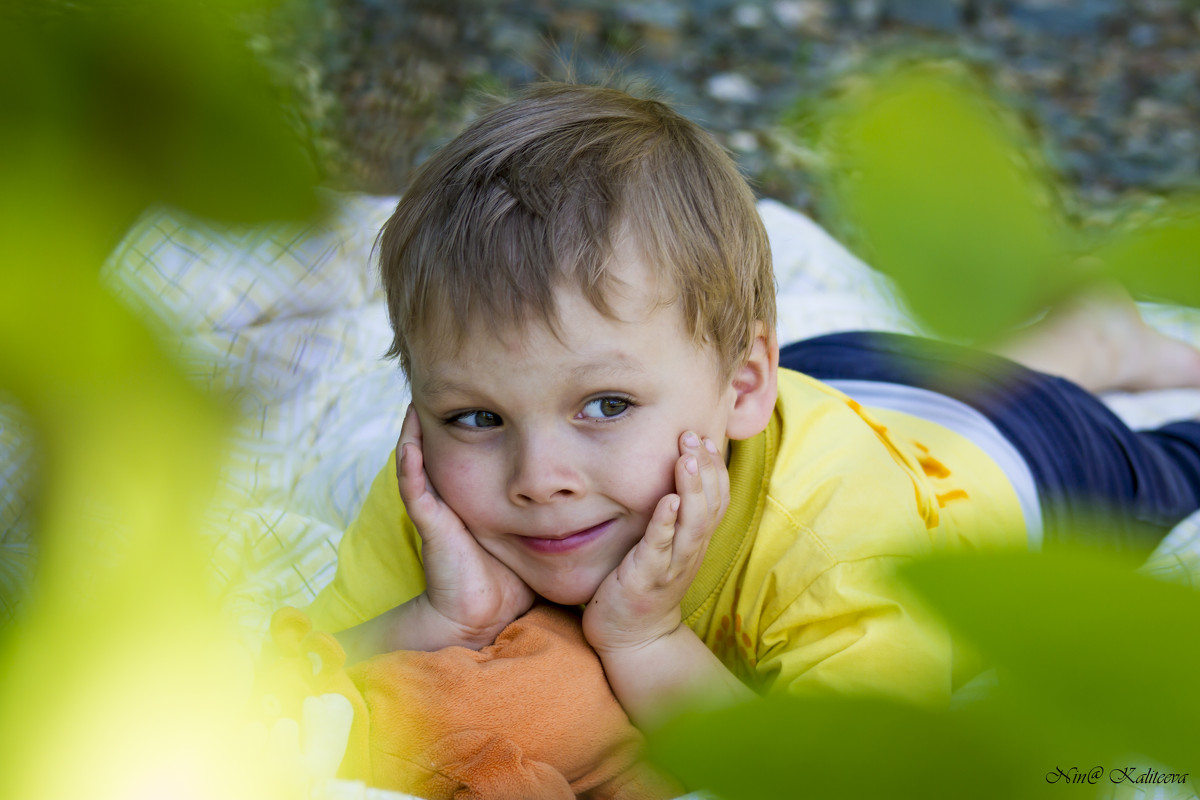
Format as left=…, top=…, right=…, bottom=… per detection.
left=517, top=520, right=615, bottom=554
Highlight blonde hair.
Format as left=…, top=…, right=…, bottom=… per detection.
left=377, top=82, right=775, bottom=380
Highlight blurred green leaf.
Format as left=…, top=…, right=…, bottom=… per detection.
left=1091, top=198, right=1200, bottom=306
left=812, top=62, right=1076, bottom=340
left=0, top=0, right=321, bottom=227
left=647, top=690, right=1107, bottom=800
left=902, top=549, right=1200, bottom=777
left=647, top=547, right=1200, bottom=799
left=0, top=1, right=322, bottom=797
left=804, top=56, right=1200, bottom=332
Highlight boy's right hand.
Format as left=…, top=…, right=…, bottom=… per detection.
left=396, top=405, right=535, bottom=650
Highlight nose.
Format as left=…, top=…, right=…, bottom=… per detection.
left=507, top=427, right=585, bottom=506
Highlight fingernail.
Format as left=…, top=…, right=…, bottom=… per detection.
left=683, top=431, right=700, bottom=448
left=704, top=438, right=719, bottom=454
left=685, top=457, right=698, bottom=474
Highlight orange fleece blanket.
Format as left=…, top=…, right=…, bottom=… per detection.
left=257, top=603, right=681, bottom=800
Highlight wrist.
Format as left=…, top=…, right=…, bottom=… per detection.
left=418, top=592, right=509, bottom=650
left=589, top=619, right=684, bottom=662
left=584, top=600, right=683, bottom=658
left=335, top=593, right=503, bottom=663
left=594, top=625, right=752, bottom=729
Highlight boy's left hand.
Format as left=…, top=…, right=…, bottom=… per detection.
left=582, top=431, right=730, bottom=655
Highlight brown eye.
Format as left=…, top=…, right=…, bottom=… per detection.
left=454, top=410, right=501, bottom=428
left=581, top=397, right=630, bottom=419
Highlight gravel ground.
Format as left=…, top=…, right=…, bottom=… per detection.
left=316, top=0, right=1200, bottom=222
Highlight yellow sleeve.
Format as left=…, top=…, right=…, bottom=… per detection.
left=693, top=371, right=1017, bottom=704
left=753, top=554, right=953, bottom=705
left=306, top=449, right=426, bottom=633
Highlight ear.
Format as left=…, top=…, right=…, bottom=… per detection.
left=725, top=322, right=779, bottom=441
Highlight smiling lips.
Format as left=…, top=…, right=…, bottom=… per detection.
left=517, top=520, right=615, bottom=554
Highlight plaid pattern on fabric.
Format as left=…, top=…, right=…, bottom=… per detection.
left=100, top=193, right=405, bottom=639
left=0, top=398, right=35, bottom=629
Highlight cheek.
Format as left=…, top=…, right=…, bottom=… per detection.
left=421, top=440, right=498, bottom=527
left=605, top=433, right=681, bottom=512
left=612, top=404, right=731, bottom=508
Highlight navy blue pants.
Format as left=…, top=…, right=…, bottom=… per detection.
left=781, top=332, right=1200, bottom=555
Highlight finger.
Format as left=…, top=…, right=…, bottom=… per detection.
left=700, top=437, right=729, bottom=521
left=395, top=422, right=452, bottom=548
left=674, top=434, right=726, bottom=563
left=693, top=437, right=722, bottom=520
left=643, top=493, right=681, bottom=552
left=398, top=405, right=443, bottom=498
left=618, top=493, right=679, bottom=588
left=396, top=438, right=435, bottom=522
left=398, top=403, right=423, bottom=453
left=676, top=431, right=716, bottom=520
left=674, top=438, right=707, bottom=544
left=394, top=404, right=420, bottom=493
left=713, top=439, right=731, bottom=520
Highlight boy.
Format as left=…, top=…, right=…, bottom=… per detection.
left=308, top=83, right=1200, bottom=726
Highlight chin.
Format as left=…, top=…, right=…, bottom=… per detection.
left=536, top=580, right=600, bottom=607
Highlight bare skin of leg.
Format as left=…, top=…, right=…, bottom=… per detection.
left=987, top=283, right=1200, bottom=394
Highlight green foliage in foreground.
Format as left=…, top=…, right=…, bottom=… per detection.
left=648, top=548, right=1200, bottom=799
left=797, top=59, right=1200, bottom=341
left=0, top=2, right=321, bottom=798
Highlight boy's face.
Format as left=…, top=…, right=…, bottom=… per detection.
left=408, top=254, right=742, bottom=606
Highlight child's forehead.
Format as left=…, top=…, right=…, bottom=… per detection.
left=418, top=241, right=682, bottom=351
left=406, top=265, right=715, bottom=393
left=418, top=284, right=679, bottom=367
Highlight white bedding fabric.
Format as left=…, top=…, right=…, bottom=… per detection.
left=1, top=192, right=1198, bottom=799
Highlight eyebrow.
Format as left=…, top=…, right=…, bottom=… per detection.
left=417, top=377, right=475, bottom=400
left=569, top=354, right=649, bottom=384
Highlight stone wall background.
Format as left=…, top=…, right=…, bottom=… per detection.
left=276, top=0, right=1200, bottom=221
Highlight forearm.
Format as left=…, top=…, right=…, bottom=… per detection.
left=597, top=624, right=753, bottom=730
left=334, top=592, right=501, bottom=663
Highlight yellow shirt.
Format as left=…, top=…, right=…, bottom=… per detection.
left=308, top=368, right=1027, bottom=704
